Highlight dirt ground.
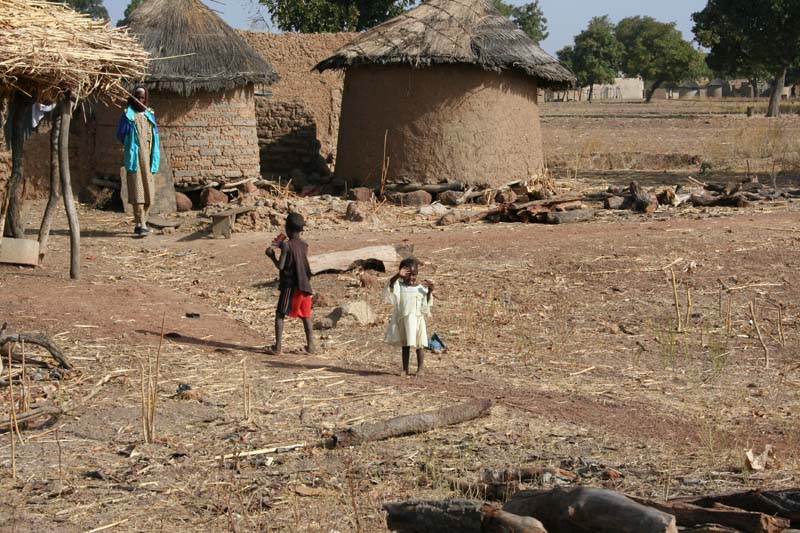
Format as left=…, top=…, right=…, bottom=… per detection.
left=2, top=100, right=800, bottom=532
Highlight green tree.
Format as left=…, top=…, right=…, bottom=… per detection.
left=492, top=0, right=548, bottom=44
left=260, top=0, right=414, bottom=32
left=615, top=16, right=707, bottom=102
left=693, top=0, right=800, bottom=117
left=52, top=0, right=109, bottom=20
left=117, top=0, right=142, bottom=26
left=557, top=16, right=623, bottom=102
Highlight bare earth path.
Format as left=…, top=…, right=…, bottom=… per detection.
left=2, top=193, right=799, bottom=531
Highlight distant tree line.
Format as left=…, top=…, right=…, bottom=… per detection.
left=556, top=16, right=708, bottom=104
left=55, top=0, right=798, bottom=117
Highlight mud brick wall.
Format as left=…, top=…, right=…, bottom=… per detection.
left=240, top=31, right=356, bottom=172
left=88, top=86, right=261, bottom=189
left=255, top=96, right=327, bottom=175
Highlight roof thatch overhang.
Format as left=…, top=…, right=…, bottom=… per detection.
left=0, top=0, right=149, bottom=103
left=125, top=0, right=278, bottom=96
left=314, top=0, right=575, bottom=89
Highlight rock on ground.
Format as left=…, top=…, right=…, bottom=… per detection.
left=345, top=201, right=366, bottom=222
left=200, top=188, right=229, bottom=207
left=175, top=192, right=193, bottom=212
left=348, top=187, right=374, bottom=202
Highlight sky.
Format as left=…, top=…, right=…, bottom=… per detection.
left=104, top=0, right=708, bottom=56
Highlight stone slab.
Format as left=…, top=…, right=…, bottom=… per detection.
left=0, top=238, right=39, bottom=266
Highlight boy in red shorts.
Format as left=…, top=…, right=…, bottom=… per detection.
left=265, top=213, right=314, bottom=354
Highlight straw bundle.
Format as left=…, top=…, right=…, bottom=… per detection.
left=0, top=0, right=149, bottom=103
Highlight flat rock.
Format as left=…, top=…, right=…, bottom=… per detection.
left=200, top=188, right=229, bottom=207
left=175, top=192, right=193, bottom=212
left=348, top=187, right=374, bottom=202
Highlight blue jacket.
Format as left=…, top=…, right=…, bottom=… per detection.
left=116, top=106, right=160, bottom=173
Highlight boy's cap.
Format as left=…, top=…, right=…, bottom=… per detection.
left=286, top=212, right=305, bottom=232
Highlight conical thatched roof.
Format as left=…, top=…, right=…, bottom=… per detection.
left=126, top=0, right=277, bottom=95
left=314, top=0, right=574, bottom=88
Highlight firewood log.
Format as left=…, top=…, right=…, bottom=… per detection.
left=503, top=487, right=678, bottom=533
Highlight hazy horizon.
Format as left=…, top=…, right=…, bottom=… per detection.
left=105, top=0, right=708, bottom=55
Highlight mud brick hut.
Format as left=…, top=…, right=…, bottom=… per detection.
left=84, top=0, right=277, bottom=192
left=679, top=81, right=702, bottom=100
left=314, top=0, right=574, bottom=190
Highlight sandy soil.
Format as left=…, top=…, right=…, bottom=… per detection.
left=1, top=101, right=799, bottom=532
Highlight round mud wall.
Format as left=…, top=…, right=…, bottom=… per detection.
left=334, top=65, right=543, bottom=189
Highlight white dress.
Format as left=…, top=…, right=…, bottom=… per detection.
left=384, top=281, right=432, bottom=348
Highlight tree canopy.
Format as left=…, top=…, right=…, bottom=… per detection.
left=556, top=16, right=623, bottom=102
left=259, top=0, right=415, bottom=32
left=52, top=0, right=108, bottom=20
left=492, top=0, right=548, bottom=44
left=615, top=16, right=708, bottom=102
left=693, top=0, right=800, bottom=117
left=117, top=0, right=142, bottom=27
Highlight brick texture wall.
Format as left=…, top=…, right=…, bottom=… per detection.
left=88, top=86, right=261, bottom=188
left=240, top=31, right=356, bottom=173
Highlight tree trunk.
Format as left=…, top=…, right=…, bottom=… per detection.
left=5, top=93, right=31, bottom=239
left=588, top=83, right=595, bottom=103
left=58, top=97, right=80, bottom=280
left=646, top=79, right=664, bottom=103
left=38, top=112, right=62, bottom=264
left=749, top=78, right=759, bottom=98
left=766, top=68, right=787, bottom=118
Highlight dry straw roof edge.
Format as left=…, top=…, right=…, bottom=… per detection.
left=0, top=0, right=149, bottom=103
left=314, top=0, right=575, bottom=88
left=126, top=0, right=278, bottom=96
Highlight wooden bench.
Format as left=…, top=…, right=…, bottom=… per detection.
left=210, top=206, right=255, bottom=239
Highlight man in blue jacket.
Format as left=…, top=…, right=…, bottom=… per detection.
left=117, top=86, right=160, bottom=237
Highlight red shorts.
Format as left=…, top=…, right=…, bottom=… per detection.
left=277, top=288, right=312, bottom=318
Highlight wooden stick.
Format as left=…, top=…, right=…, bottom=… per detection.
left=777, top=304, right=785, bottom=347
left=8, top=346, right=16, bottom=479
left=727, top=293, right=733, bottom=336
left=58, top=96, right=80, bottom=280
left=86, top=518, right=129, bottom=533
left=750, top=302, right=770, bottom=368
left=670, top=269, right=683, bottom=333
left=214, top=442, right=306, bottom=461
left=684, top=287, right=692, bottom=329
left=38, top=110, right=62, bottom=264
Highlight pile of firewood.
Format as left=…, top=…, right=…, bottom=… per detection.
left=385, top=485, right=800, bottom=532
left=436, top=176, right=800, bottom=227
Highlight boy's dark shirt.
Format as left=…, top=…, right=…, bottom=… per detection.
left=279, top=238, right=313, bottom=294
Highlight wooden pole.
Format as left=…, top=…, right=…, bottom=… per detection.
left=38, top=110, right=62, bottom=264
left=57, top=96, right=80, bottom=280
left=2, top=92, right=32, bottom=239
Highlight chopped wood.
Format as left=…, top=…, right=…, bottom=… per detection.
left=545, top=209, right=596, bottom=225
left=309, top=244, right=405, bottom=275
left=630, top=496, right=790, bottom=533
left=384, top=499, right=547, bottom=533
left=326, top=399, right=491, bottom=448
left=604, top=195, right=626, bottom=209
left=689, top=193, right=752, bottom=208
left=629, top=182, right=658, bottom=213
left=671, top=489, right=800, bottom=521
left=0, top=328, right=72, bottom=369
left=503, top=487, right=678, bottom=533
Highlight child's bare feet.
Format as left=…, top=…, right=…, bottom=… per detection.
left=263, top=345, right=281, bottom=355
left=415, top=369, right=425, bottom=378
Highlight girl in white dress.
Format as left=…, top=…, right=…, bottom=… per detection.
left=384, top=257, right=434, bottom=376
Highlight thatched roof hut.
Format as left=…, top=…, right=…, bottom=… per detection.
left=126, top=0, right=277, bottom=96
left=84, top=0, right=279, bottom=197
left=314, top=0, right=574, bottom=189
